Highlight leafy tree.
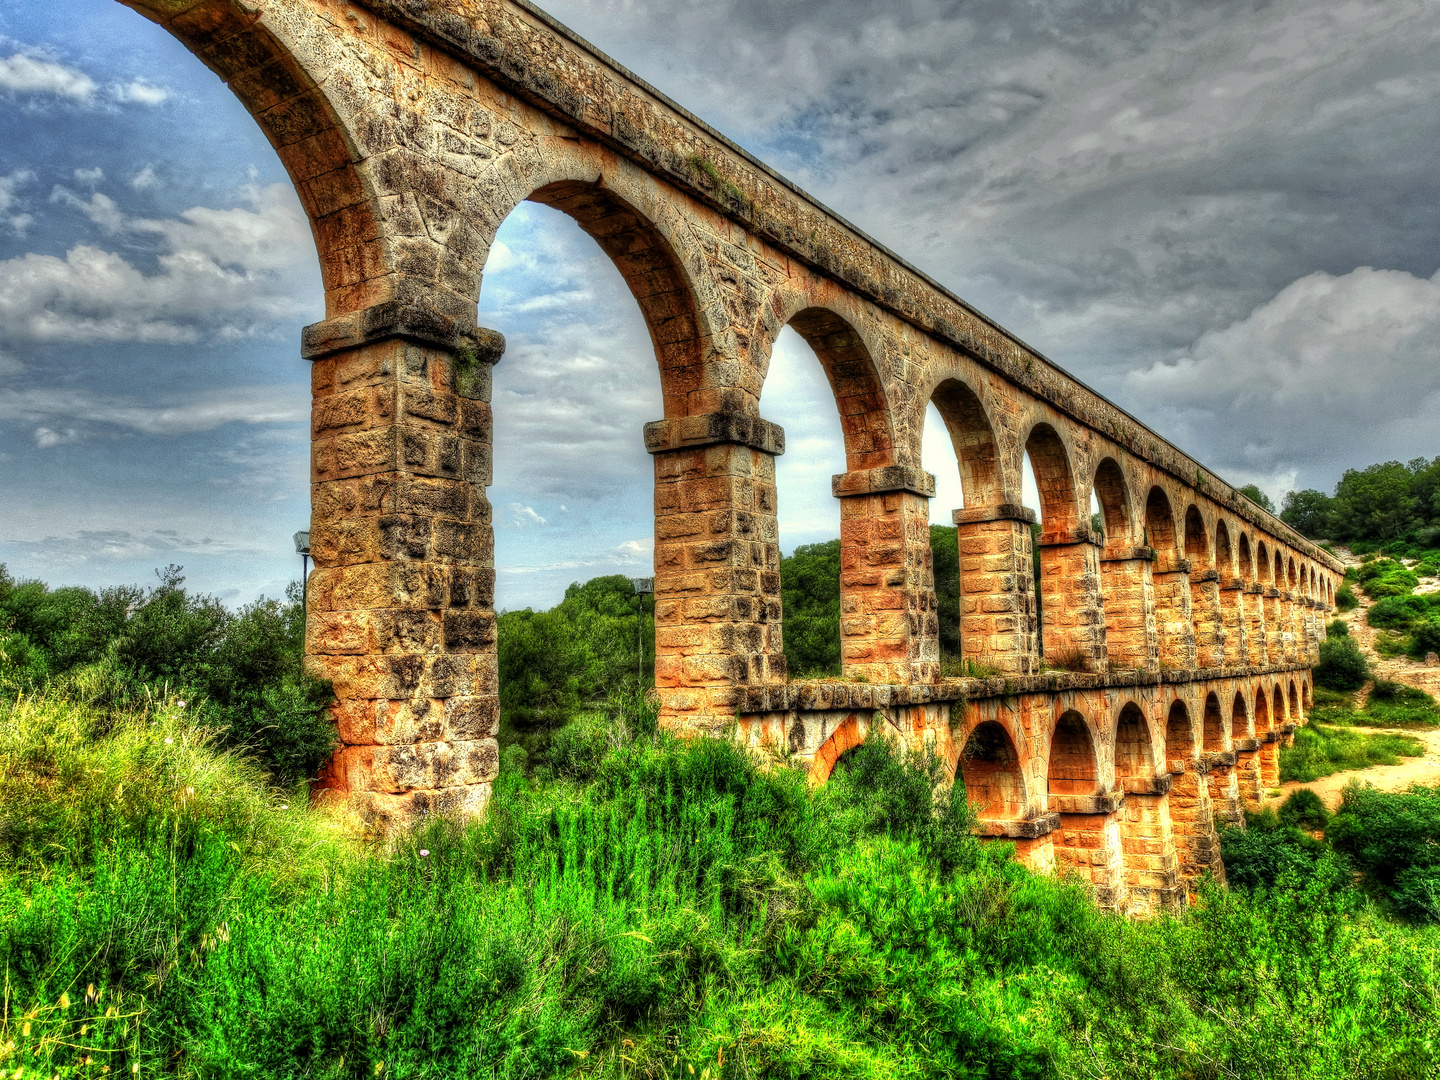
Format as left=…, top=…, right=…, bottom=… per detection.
left=1239, top=484, right=1275, bottom=513
left=779, top=540, right=841, bottom=677
left=930, top=525, right=960, bottom=662
left=1281, top=488, right=1336, bottom=538
left=1333, top=461, right=1421, bottom=540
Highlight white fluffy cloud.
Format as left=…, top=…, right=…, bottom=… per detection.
left=0, top=182, right=314, bottom=343
left=0, top=383, right=308, bottom=439
left=0, top=169, right=34, bottom=234
left=1126, top=265, right=1440, bottom=491
left=0, top=52, right=96, bottom=99
left=113, top=79, right=169, bottom=106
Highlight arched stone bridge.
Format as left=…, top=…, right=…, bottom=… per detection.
left=125, top=0, right=1343, bottom=911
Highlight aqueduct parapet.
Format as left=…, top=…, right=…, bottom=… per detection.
left=125, top=0, right=1341, bottom=907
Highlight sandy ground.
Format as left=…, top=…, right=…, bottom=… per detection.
left=1261, top=548, right=1440, bottom=811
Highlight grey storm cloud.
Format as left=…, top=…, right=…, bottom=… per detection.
left=536, top=0, right=1440, bottom=497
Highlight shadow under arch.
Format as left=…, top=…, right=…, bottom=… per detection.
left=1115, top=702, right=1157, bottom=781
left=1238, top=533, right=1254, bottom=582
left=1184, top=505, right=1209, bottom=568
left=1274, top=684, right=1287, bottom=727
left=958, top=720, right=1028, bottom=821
left=1290, top=680, right=1301, bottom=721
left=1216, top=520, right=1235, bottom=578
left=1093, top=457, right=1135, bottom=548
left=1048, top=709, right=1100, bottom=796
left=1145, top=486, right=1179, bottom=562
left=1232, top=690, right=1250, bottom=739
left=1203, top=691, right=1226, bottom=752
left=1025, top=423, right=1079, bottom=537
left=1165, top=699, right=1195, bottom=765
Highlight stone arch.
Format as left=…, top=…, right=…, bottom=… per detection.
left=1145, top=486, right=1179, bottom=559
left=1093, top=457, right=1136, bottom=547
left=503, top=178, right=711, bottom=420
left=958, top=720, right=1028, bottom=820
left=1184, top=505, right=1209, bottom=568
left=1024, top=423, right=1080, bottom=535
left=1232, top=690, right=1251, bottom=739
left=1048, top=710, right=1100, bottom=796
left=1289, top=681, right=1300, bottom=722
left=810, top=714, right=867, bottom=784
left=1216, top=520, right=1235, bottom=578
left=1203, top=691, right=1226, bottom=751
left=777, top=306, right=896, bottom=470
left=1238, top=534, right=1254, bottom=582
left=1115, top=702, right=1156, bottom=780
left=1254, top=685, right=1271, bottom=734
left=1304, top=679, right=1313, bottom=708
left=931, top=378, right=1001, bottom=506
left=1166, top=699, right=1196, bottom=764
left=132, top=0, right=386, bottom=319
left=1256, top=541, right=1272, bottom=585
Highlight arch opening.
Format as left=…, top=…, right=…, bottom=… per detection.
left=1145, top=486, right=1178, bottom=561
left=1184, top=506, right=1209, bottom=568
left=1048, top=710, right=1100, bottom=796
left=1115, top=703, right=1156, bottom=780
left=1203, top=692, right=1226, bottom=752
left=1166, top=700, right=1195, bottom=765
left=1232, top=690, right=1250, bottom=739
left=1094, top=458, right=1133, bottom=549
left=959, top=720, right=1027, bottom=820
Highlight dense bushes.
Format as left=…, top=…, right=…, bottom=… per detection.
left=1315, top=634, right=1370, bottom=691
left=778, top=540, right=842, bottom=677
left=1328, top=784, right=1440, bottom=923
left=0, top=564, right=332, bottom=785
left=5, top=689, right=1440, bottom=1079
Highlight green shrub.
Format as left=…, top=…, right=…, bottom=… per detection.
left=1221, top=816, right=1326, bottom=890
left=1315, top=634, right=1370, bottom=691
left=1327, top=618, right=1349, bottom=637
left=1412, top=617, right=1440, bottom=659
left=1327, top=783, right=1440, bottom=923
left=779, top=540, right=841, bottom=678
left=1336, top=585, right=1359, bottom=611
left=1278, top=787, right=1330, bottom=830
left=1368, top=594, right=1429, bottom=629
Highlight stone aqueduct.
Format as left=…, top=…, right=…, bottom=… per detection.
left=125, top=0, right=1344, bottom=912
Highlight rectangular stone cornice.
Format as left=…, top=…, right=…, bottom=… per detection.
left=952, top=504, right=1037, bottom=526
left=303, top=301, right=506, bottom=361
left=1038, top=525, right=1102, bottom=547
left=1121, top=774, right=1173, bottom=796
left=832, top=466, right=935, bottom=498
left=1101, top=545, right=1156, bottom=563
left=1050, top=791, right=1125, bottom=815
left=978, top=813, right=1061, bottom=839
left=345, top=0, right=1342, bottom=574
left=1190, top=568, right=1220, bottom=583
left=643, top=412, right=784, bottom=455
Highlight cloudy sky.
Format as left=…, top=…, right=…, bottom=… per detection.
left=1, top=0, right=1437, bottom=608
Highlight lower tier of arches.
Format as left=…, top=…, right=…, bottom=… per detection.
left=737, top=665, right=1314, bottom=915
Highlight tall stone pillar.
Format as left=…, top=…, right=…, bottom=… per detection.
left=1244, top=585, right=1268, bottom=664
left=952, top=505, right=1039, bottom=676
left=833, top=467, right=939, bottom=684
left=1280, top=591, right=1298, bottom=663
left=1190, top=569, right=1225, bottom=668
left=1265, top=589, right=1284, bottom=665
left=646, top=413, right=786, bottom=736
left=1206, top=750, right=1244, bottom=830
left=1036, top=527, right=1107, bottom=672
left=1100, top=547, right=1157, bottom=672
left=1168, top=758, right=1224, bottom=900
left=1259, top=733, right=1281, bottom=790
left=303, top=311, right=505, bottom=825
left=1221, top=580, right=1246, bottom=665
left=1049, top=793, right=1128, bottom=909
left=1117, top=775, right=1183, bottom=915
left=1234, top=741, right=1264, bottom=810
left=1153, top=556, right=1196, bottom=670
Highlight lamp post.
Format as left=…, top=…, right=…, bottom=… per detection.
left=293, top=530, right=311, bottom=614
left=631, top=577, right=654, bottom=689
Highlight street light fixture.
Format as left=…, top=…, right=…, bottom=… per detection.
left=294, top=530, right=311, bottom=612
left=631, top=577, right=654, bottom=689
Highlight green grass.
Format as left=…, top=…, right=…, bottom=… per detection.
left=1280, top=722, right=1426, bottom=783
left=4, top=691, right=1440, bottom=1078
left=1310, top=683, right=1440, bottom=730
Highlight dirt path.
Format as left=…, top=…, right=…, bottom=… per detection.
left=1260, top=547, right=1440, bottom=812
